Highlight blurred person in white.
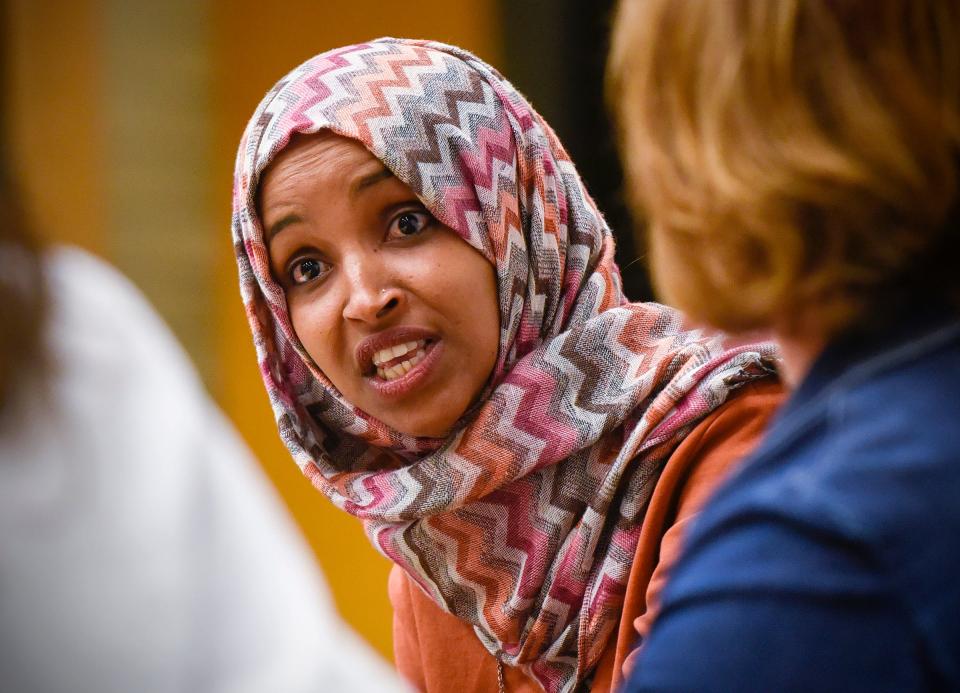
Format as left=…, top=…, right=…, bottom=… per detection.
left=0, top=162, right=405, bottom=692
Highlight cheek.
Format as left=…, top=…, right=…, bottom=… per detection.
left=433, top=249, right=500, bottom=360
left=288, top=293, right=341, bottom=372
left=472, top=271, right=501, bottom=360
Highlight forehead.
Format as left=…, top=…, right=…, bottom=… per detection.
left=258, top=132, right=384, bottom=204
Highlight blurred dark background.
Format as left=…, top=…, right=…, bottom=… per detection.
left=501, top=0, right=652, bottom=301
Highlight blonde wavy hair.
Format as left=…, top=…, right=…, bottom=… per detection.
left=609, top=0, right=960, bottom=336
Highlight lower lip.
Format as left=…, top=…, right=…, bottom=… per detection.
left=367, top=340, right=443, bottom=398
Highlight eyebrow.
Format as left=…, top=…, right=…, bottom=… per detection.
left=265, top=214, right=302, bottom=242
left=352, top=165, right=394, bottom=195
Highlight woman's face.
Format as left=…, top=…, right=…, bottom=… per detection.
left=259, top=133, right=500, bottom=438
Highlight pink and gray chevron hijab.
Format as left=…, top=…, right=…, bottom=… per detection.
left=233, top=38, right=775, bottom=692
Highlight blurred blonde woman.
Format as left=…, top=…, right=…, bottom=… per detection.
left=610, top=1, right=960, bottom=690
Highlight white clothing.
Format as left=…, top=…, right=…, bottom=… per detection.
left=0, top=247, right=403, bottom=693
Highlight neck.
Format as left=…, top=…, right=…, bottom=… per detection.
left=774, top=330, right=828, bottom=389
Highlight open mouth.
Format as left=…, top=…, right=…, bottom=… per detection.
left=372, top=339, right=433, bottom=381
left=355, top=327, right=442, bottom=396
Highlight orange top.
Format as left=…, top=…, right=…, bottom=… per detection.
left=389, top=379, right=784, bottom=692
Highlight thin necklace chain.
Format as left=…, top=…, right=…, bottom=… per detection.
left=497, top=660, right=506, bottom=693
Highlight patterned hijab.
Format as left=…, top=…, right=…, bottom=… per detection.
left=233, top=38, right=776, bottom=692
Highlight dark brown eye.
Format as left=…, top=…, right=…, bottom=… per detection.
left=391, top=210, right=432, bottom=238
left=289, top=258, right=327, bottom=285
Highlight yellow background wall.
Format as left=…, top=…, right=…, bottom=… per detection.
left=5, top=0, right=502, bottom=659
left=6, top=0, right=106, bottom=255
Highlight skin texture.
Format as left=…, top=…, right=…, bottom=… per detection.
left=259, top=132, right=500, bottom=438
left=769, top=329, right=826, bottom=389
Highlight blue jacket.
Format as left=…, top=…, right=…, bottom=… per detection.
left=625, top=307, right=960, bottom=692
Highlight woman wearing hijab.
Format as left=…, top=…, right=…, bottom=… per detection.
left=232, top=38, right=781, bottom=693
left=610, top=1, right=960, bottom=690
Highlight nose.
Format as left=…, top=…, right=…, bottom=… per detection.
left=341, top=255, right=403, bottom=324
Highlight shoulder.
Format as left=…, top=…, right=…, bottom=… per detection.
left=760, top=330, right=960, bottom=561
left=660, top=377, right=785, bottom=514
left=684, top=376, right=785, bottom=449
left=683, top=326, right=960, bottom=570
left=655, top=330, right=960, bottom=684
left=44, top=246, right=201, bottom=387
left=616, top=378, right=784, bottom=665
left=27, top=246, right=221, bottom=465
left=825, top=332, right=960, bottom=486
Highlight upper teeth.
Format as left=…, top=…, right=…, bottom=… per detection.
left=373, top=340, right=428, bottom=382
left=372, top=341, right=425, bottom=368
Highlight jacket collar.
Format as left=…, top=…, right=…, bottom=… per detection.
left=763, top=303, right=960, bottom=452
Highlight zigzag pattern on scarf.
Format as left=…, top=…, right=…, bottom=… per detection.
left=233, top=38, right=777, bottom=693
